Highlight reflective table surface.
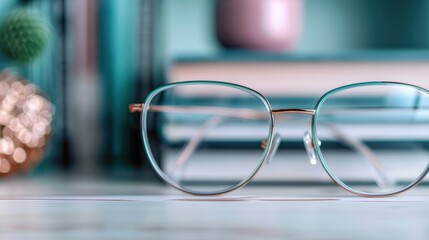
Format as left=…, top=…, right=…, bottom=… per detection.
left=0, top=177, right=428, bottom=240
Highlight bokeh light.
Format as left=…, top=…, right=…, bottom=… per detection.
left=0, top=71, right=53, bottom=176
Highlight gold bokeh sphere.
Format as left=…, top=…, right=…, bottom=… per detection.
left=0, top=71, right=53, bottom=177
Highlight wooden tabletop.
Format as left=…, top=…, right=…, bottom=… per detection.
left=0, top=177, right=428, bottom=240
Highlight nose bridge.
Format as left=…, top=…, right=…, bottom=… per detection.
left=270, top=108, right=318, bottom=166
left=272, top=108, right=315, bottom=115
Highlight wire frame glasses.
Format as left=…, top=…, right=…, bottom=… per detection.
left=129, top=81, right=429, bottom=197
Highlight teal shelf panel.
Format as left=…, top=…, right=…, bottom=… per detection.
left=175, top=50, right=429, bottom=63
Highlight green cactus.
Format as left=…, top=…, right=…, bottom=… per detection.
left=0, top=8, right=51, bottom=63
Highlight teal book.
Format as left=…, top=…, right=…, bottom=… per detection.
left=99, top=0, right=140, bottom=171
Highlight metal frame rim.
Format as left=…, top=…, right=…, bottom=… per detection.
left=140, top=80, right=275, bottom=196
left=311, top=81, right=429, bottom=197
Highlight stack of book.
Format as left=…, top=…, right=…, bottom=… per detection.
left=170, top=51, right=429, bottom=97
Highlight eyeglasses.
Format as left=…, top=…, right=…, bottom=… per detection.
left=129, top=81, right=429, bottom=197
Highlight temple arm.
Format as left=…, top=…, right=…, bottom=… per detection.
left=325, top=124, right=395, bottom=188
left=129, top=103, right=268, bottom=120
left=166, top=116, right=224, bottom=181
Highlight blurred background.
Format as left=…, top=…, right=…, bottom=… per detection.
left=0, top=0, right=429, bottom=184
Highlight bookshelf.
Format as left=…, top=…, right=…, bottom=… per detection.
left=161, top=0, right=429, bottom=95
left=153, top=0, right=429, bottom=184
left=160, top=0, right=429, bottom=57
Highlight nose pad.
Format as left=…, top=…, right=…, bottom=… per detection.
left=262, top=133, right=281, bottom=164
left=303, top=131, right=318, bottom=165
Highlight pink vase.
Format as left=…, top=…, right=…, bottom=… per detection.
left=216, top=0, right=301, bottom=51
